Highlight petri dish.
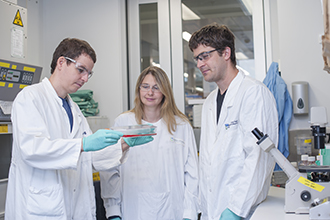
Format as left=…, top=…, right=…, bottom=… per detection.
left=110, top=124, right=157, bottom=137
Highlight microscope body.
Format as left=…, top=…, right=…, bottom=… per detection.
left=284, top=170, right=330, bottom=215
left=252, top=126, right=330, bottom=219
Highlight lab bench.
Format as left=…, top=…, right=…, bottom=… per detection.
left=250, top=186, right=309, bottom=220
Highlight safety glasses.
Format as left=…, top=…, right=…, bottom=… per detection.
left=64, top=57, right=93, bottom=79
left=193, top=49, right=219, bottom=63
left=139, top=83, right=161, bottom=93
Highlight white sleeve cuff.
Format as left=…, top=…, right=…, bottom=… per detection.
left=92, top=141, right=127, bottom=171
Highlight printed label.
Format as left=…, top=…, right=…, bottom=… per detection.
left=297, top=176, right=324, bottom=192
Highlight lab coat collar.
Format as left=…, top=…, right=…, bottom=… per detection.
left=42, top=77, right=61, bottom=102
left=42, top=77, right=84, bottom=137
left=223, top=67, right=245, bottom=108
left=42, top=78, right=67, bottom=111
left=66, top=95, right=84, bottom=138
left=215, top=68, right=245, bottom=133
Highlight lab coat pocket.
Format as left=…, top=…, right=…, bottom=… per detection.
left=138, top=191, right=174, bottom=220
left=27, top=184, right=64, bottom=216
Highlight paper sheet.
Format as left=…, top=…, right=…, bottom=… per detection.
left=0, top=100, right=13, bottom=115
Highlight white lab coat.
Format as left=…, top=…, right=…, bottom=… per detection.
left=100, top=112, right=199, bottom=220
left=199, top=69, right=278, bottom=220
left=5, top=78, right=127, bottom=220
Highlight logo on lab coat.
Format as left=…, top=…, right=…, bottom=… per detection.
left=170, top=137, right=185, bottom=146
left=225, top=120, right=238, bottom=130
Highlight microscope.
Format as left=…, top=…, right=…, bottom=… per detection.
left=252, top=107, right=330, bottom=219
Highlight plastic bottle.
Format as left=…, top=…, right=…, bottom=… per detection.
left=298, top=154, right=309, bottom=167
left=315, top=155, right=323, bottom=166
left=308, top=156, right=317, bottom=166
left=307, top=156, right=316, bottom=180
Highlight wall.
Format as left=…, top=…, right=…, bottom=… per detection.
left=40, top=0, right=127, bottom=126
left=275, top=0, right=329, bottom=130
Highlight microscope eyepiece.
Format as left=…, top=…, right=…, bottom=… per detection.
left=252, top=127, right=264, bottom=140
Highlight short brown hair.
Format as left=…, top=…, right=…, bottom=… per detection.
left=189, top=23, right=236, bottom=66
left=50, top=38, right=96, bottom=74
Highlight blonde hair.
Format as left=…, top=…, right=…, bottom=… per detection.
left=129, top=66, right=189, bottom=134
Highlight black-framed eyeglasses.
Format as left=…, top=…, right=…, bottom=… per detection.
left=139, top=83, right=161, bottom=93
left=193, top=49, right=219, bottom=63
left=64, top=57, right=93, bottom=79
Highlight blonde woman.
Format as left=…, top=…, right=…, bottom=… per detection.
left=100, top=66, right=199, bottom=220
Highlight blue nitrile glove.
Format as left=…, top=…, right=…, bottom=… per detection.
left=108, top=217, right=121, bottom=220
left=219, top=208, right=241, bottom=220
left=123, top=135, right=154, bottom=147
left=183, top=219, right=191, bottom=220
left=83, top=129, right=123, bottom=152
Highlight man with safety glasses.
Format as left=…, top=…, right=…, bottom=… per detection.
left=5, top=38, right=153, bottom=220
left=189, top=24, right=279, bottom=220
